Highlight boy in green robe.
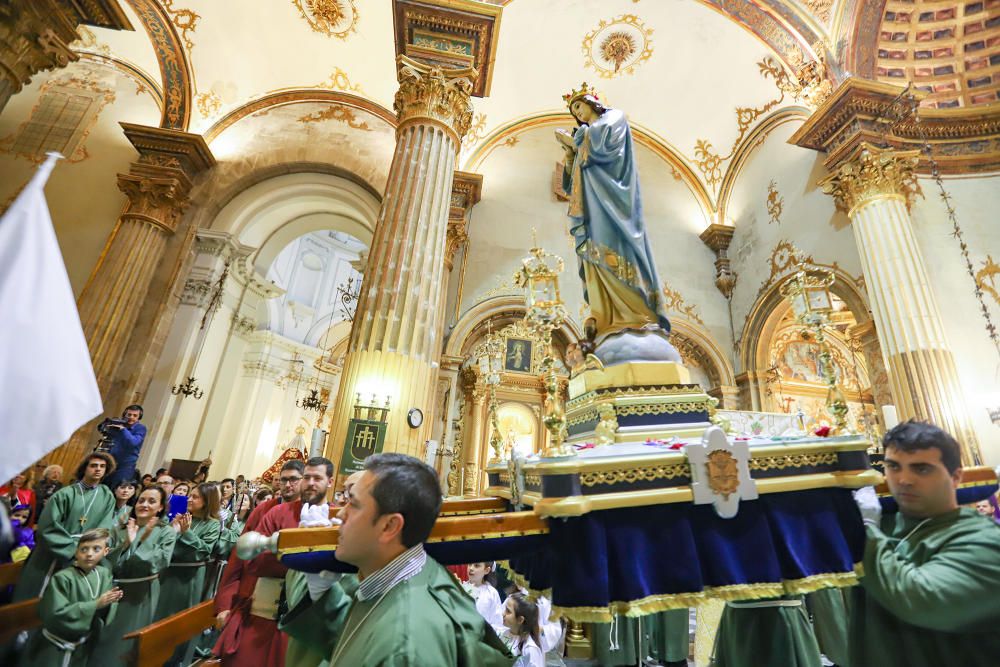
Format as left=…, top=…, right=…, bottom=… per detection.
left=20, top=528, right=122, bottom=667
left=849, top=420, right=1000, bottom=667
left=89, top=486, right=178, bottom=666
left=281, top=454, right=513, bottom=666
left=15, top=453, right=117, bottom=602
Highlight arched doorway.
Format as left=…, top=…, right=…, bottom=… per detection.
left=139, top=171, right=377, bottom=478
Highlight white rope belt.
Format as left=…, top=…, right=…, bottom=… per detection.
left=727, top=599, right=803, bottom=609
left=42, top=628, right=87, bottom=667
left=115, top=573, right=159, bottom=584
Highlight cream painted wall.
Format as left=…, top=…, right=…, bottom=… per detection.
left=0, top=60, right=160, bottom=294
left=910, top=174, right=1000, bottom=464
left=726, top=120, right=864, bottom=361
left=458, top=124, right=732, bottom=356
left=725, top=117, right=1000, bottom=463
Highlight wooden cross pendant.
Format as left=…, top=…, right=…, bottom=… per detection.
left=79, top=516, right=87, bottom=527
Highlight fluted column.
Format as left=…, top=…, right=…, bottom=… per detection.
left=47, top=123, right=213, bottom=475
left=0, top=0, right=131, bottom=114
left=463, top=386, right=486, bottom=498
left=820, top=143, right=981, bottom=464
left=327, top=56, right=476, bottom=465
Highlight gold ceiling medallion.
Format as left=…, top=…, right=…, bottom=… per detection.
left=292, top=0, right=359, bottom=39
left=582, top=14, right=653, bottom=79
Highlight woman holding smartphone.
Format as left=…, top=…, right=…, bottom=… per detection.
left=90, top=486, right=178, bottom=665
left=157, top=483, right=221, bottom=615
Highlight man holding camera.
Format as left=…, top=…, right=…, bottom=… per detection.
left=101, top=405, right=146, bottom=488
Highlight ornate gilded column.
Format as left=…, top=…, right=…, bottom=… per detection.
left=326, top=56, right=476, bottom=463
left=0, top=0, right=131, bottom=113
left=463, top=383, right=486, bottom=498
left=79, top=123, right=214, bottom=390
left=819, top=143, right=981, bottom=463
left=46, top=123, right=213, bottom=475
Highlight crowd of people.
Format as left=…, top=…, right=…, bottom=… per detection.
left=1, top=418, right=998, bottom=666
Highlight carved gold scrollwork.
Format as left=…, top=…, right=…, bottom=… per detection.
left=749, top=452, right=839, bottom=471
left=819, top=144, right=923, bottom=215
left=394, top=56, right=477, bottom=139
left=579, top=463, right=689, bottom=487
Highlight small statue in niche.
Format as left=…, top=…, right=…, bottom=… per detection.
left=594, top=404, right=619, bottom=447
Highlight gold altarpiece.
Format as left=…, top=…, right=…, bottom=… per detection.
left=456, top=319, right=569, bottom=497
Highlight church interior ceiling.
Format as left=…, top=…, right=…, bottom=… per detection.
left=34, top=0, right=989, bottom=214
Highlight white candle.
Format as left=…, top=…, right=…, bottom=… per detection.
left=882, top=405, right=899, bottom=430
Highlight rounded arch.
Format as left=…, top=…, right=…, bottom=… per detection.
left=127, top=0, right=193, bottom=130
left=203, top=90, right=396, bottom=143
left=462, top=112, right=714, bottom=225
left=445, top=295, right=581, bottom=360
left=670, top=318, right=736, bottom=389
left=205, top=171, right=380, bottom=274
left=716, top=106, right=811, bottom=226
left=740, top=267, right=872, bottom=378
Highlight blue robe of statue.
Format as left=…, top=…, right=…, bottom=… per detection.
left=562, top=108, right=671, bottom=335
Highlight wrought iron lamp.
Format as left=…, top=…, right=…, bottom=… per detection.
left=477, top=322, right=504, bottom=463
left=336, top=275, right=361, bottom=321
left=296, top=388, right=328, bottom=413
left=516, top=235, right=574, bottom=458
left=172, top=376, right=204, bottom=400
left=779, top=264, right=850, bottom=433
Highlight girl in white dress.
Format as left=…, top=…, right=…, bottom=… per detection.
left=467, top=561, right=503, bottom=627
left=502, top=592, right=545, bottom=667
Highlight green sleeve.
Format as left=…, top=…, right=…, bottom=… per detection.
left=172, top=518, right=219, bottom=563
left=279, top=573, right=354, bottom=653
left=36, top=488, right=81, bottom=561
left=38, top=571, right=99, bottom=639
left=113, top=525, right=178, bottom=578
left=215, top=518, right=241, bottom=559
left=862, top=523, right=1000, bottom=632
left=93, top=489, right=117, bottom=531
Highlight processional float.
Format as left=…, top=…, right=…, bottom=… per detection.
left=249, top=85, right=999, bottom=625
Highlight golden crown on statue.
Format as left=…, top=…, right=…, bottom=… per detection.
left=562, top=82, right=599, bottom=108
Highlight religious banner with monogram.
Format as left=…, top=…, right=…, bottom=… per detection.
left=339, top=418, right=388, bottom=475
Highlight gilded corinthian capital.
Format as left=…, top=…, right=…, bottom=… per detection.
left=818, top=143, right=922, bottom=215
left=393, top=55, right=477, bottom=140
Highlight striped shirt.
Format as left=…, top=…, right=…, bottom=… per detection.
left=355, top=544, right=427, bottom=602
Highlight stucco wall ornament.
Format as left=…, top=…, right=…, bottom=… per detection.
left=685, top=426, right=758, bottom=519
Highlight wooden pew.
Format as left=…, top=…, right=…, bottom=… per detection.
left=123, top=599, right=218, bottom=667
left=0, top=598, right=40, bottom=644
left=0, top=560, right=24, bottom=590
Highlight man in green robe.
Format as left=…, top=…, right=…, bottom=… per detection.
left=19, top=528, right=122, bottom=667
left=282, top=454, right=513, bottom=666
left=849, top=420, right=1000, bottom=667
left=14, top=453, right=117, bottom=602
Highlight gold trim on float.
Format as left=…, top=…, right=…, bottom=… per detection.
left=544, top=565, right=864, bottom=623
left=513, top=436, right=871, bottom=476
left=523, top=470, right=883, bottom=517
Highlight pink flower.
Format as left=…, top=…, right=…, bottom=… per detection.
left=814, top=425, right=831, bottom=437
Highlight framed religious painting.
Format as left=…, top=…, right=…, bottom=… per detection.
left=504, top=338, right=533, bottom=373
